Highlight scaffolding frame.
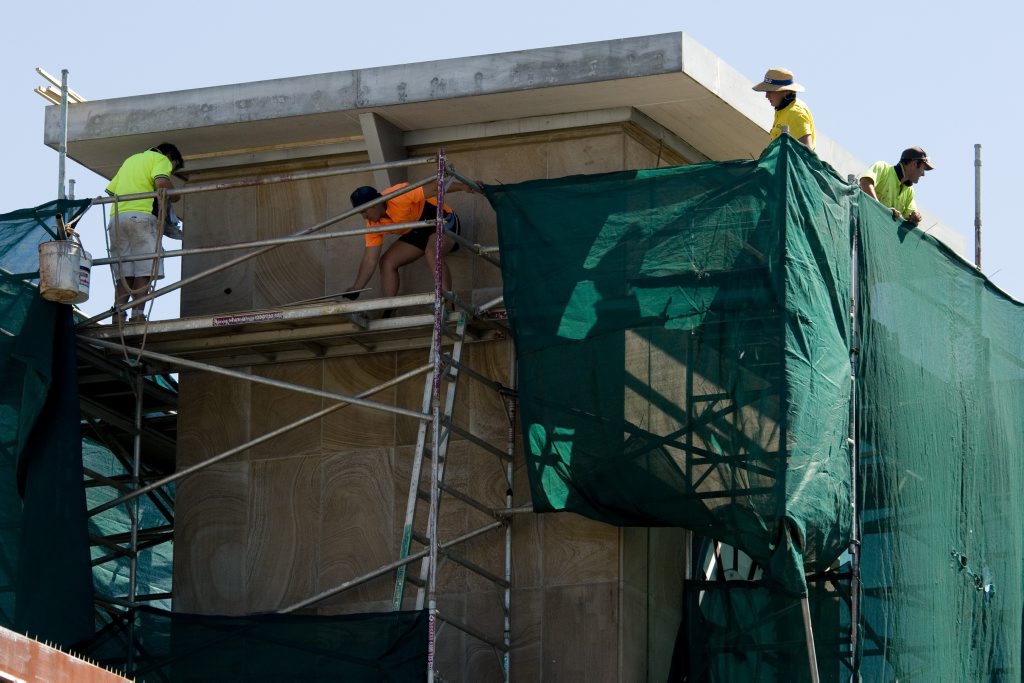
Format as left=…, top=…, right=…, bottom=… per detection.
left=76, top=152, right=518, bottom=681
left=65, top=138, right=872, bottom=681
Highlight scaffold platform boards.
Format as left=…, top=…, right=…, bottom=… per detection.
left=77, top=292, right=506, bottom=370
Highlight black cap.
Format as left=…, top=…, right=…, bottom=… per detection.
left=350, top=186, right=382, bottom=207
left=154, top=142, right=184, bottom=170
left=900, top=147, right=935, bottom=170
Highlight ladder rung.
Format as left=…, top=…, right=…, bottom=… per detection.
left=393, top=312, right=471, bottom=608
left=437, top=612, right=508, bottom=652
left=413, top=480, right=497, bottom=520
left=446, top=423, right=513, bottom=462
left=494, top=504, right=533, bottom=516
left=448, top=358, right=507, bottom=393
left=443, top=548, right=509, bottom=589
left=440, top=483, right=499, bottom=519
left=439, top=351, right=459, bottom=367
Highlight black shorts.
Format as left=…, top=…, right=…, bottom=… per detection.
left=397, top=212, right=461, bottom=252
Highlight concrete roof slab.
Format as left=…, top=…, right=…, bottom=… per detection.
left=46, top=32, right=773, bottom=178
left=40, top=30, right=963, bottom=253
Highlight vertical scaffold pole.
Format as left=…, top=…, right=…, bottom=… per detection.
left=126, top=370, right=143, bottom=673
left=974, top=144, right=982, bottom=269
left=801, top=596, right=821, bottom=683
left=503, top=349, right=518, bottom=683
left=426, top=149, right=447, bottom=683
left=847, top=174, right=862, bottom=677
left=57, top=69, right=69, bottom=200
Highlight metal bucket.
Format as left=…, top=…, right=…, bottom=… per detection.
left=38, top=240, right=91, bottom=304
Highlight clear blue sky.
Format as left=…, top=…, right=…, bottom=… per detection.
left=2, top=1, right=1021, bottom=316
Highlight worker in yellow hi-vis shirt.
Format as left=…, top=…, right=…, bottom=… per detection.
left=752, top=67, right=816, bottom=151
left=859, top=147, right=935, bottom=226
left=105, top=142, right=184, bottom=322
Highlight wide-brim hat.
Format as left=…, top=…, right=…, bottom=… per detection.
left=752, top=67, right=805, bottom=93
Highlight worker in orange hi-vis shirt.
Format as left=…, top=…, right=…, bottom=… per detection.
left=345, top=180, right=474, bottom=300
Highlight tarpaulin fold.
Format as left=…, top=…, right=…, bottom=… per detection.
left=485, top=136, right=853, bottom=597
left=486, top=135, right=1024, bottom=680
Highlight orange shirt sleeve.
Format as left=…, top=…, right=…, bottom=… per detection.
left=362, top=184, right=428, bottom=246
left=385, top=187, right=426, bottom=222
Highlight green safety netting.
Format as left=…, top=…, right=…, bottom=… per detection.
left=672, top=578, right=845, bottom=682
left=485, top=135, right=1024, bottom=680
left=0, top=199, right=429, bottom=680
left=0, top=199, right=90, bottom=278
left=85, top=438, right=175, bottom=613
left=856, top=179, right=1024, bottom=680
left=81, top=606, right=428, bottom=682
left=486, top=137, right=854, bottom=599
left=0, top=201, right=178, bottom=648
left=0, top=199, right=94, bottom=647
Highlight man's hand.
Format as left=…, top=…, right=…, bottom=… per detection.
left=155, top=177, right=179, bottom=203
left=890, top=208, right=901, bottom=221
left=906, top=210, right=923, bottom=226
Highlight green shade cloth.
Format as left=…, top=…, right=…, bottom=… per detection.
left=485, top=136, right=854, bottom=597
left=0, top=199, right=429, bottom=678
left=0, top=199, right=90, bottom=277
left=13, top=304, right=94, bottom=646
left=85, top=438, right=174, bottom=613
left=856, top=186, right=1024, bottom=681
left=0, top=200, right=94, bottom=647
left=82, top=607, right=428, bottom=682
left=674, top=580, right=844, bottom=682
left=485, top=135, right=1024, bottom=680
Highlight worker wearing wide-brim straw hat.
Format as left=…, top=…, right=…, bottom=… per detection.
left=752, top=67, right=816, bottom=151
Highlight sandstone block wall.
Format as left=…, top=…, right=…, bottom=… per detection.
left=173, top=125, right=689, bottom=681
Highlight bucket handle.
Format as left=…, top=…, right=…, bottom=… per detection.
left=54, top=212, right=87, bottom=246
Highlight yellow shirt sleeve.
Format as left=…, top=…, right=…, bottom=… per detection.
left=771, top=99, right=816, bottom=150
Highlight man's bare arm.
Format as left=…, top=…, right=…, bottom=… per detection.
left=859, top=177, right=900, bottom=220
left=155, top=177, right=180, bottom=203
left=348, top=244, right=382, bottom=292
left=421, top=180, right=475, bottom=199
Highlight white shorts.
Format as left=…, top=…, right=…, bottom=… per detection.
left=107, top=212, right=164, bottom=279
